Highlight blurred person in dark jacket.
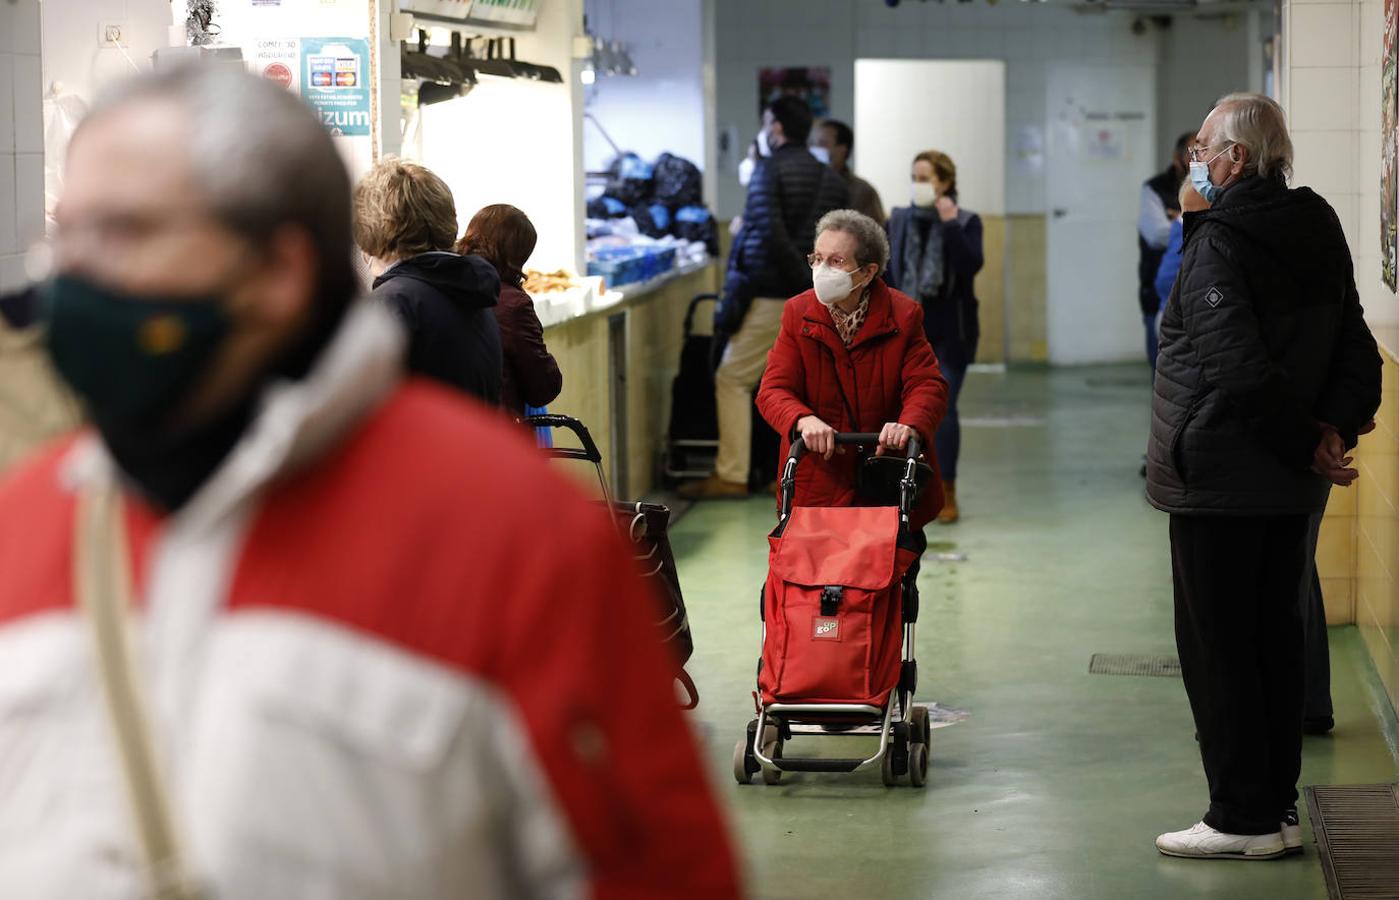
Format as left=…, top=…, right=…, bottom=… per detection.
left=682, top=95, right=848, bottom=500
left=354, top=158, right=503, bottom=404
left=458, top=204, right=562, bottom=418
left=810, top=119, right=885, bottom=224
left=887, top=150, right=983, bottom=524
left=1148, top=93, right=1382, bottom=862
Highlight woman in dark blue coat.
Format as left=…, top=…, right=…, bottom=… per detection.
left=886, top=150, right=983, bottom=524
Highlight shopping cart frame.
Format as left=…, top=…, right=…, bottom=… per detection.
left=735, top=431, right=930, bottom=787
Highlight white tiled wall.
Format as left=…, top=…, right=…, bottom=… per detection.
left=0, top=0, right=44, bottom=293
left=1283, top=0, right=1397, bottom=323
left=712, top=0, right=1255, bottom=218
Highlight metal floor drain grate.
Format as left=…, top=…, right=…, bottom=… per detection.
left=1306, top=784, right=1399, bottom=899
left=1088, top=653, right=1182, bottom=678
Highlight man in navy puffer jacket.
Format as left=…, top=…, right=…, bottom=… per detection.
left=682, top=96, right=847, bottom=499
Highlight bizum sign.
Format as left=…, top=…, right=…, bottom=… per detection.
left=319, top=108, right=372, bottom=132
left=301, top=38, right=372, bottom=137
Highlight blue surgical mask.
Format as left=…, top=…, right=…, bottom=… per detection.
left=1189, top=143, right=1234, bottom=205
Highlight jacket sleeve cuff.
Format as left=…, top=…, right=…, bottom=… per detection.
left=787, top=408, right=815, bottom=439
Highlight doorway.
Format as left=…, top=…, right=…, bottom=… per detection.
left=1045, top=63, right=1157, bottom=366
left=854, top=60, right=1007, bottom=362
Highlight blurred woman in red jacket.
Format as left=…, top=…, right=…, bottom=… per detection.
left=757, top=209, right=949, bottom=535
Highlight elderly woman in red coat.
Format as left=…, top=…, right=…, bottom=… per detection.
left=757, top=209, right=949, bottom=533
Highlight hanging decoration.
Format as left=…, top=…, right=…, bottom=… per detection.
left=186, top=0, right=220, bottom=47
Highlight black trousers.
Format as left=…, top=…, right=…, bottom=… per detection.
left=1170, top=513, right=1309, bottom=835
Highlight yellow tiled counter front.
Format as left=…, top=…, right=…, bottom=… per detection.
left=543, top=264, right=719, bottom=500
left=1321, top=326, right=1399, bottom=711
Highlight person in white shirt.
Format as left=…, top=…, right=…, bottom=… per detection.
left=1137, top=132, right=1193, bottom=372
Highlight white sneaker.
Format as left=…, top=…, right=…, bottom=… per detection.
left=1281, top=808, right=1303, bottom=854
left=1155, top=822, right=1286, bottom=860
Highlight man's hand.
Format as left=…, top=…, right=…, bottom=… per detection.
left=935, top=195, right=958, bottom=223
left=1166, top=208, right=1182, bottom=221
left=1312, top=426, right=1359, bottom=487
left=797, top=415, right=836, bottom=460
left=876, top=422, right=915, bottom=457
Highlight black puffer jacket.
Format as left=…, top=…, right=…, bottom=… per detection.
left=1147, top=175, right=1382, bottom=515
left=371, top=252, right=503, bottom=405
left=716, top=144, right=849, bottom=333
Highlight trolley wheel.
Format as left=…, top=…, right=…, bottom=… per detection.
left=732, top=737, right=753, bottom=785
left=910, top=705, right=931, bottom=747
left=908, top=743, right=929, bottom=788
left=881, top=746, right=900, bottom=787
left=760, top=724, right=783, bottom=785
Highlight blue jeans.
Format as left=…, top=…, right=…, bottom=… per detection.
left=931, top=339, right=971, bottom=482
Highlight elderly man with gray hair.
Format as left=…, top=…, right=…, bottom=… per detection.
left=1147, top=93, right=1382, bottom=861
left=0, top=66, right=738, bottom=898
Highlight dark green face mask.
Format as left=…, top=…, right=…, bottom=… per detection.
left=43, top=274, right=233, bottom=428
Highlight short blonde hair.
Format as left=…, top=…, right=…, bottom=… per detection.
left=353, top=157, right=458, bottom=260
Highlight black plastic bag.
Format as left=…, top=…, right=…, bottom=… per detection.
left=652, top=152, right=703, bottom=209
left=605, top=152, right=654, bottom=206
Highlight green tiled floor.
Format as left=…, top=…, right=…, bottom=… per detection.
left=671, top=365, right=1399, bottom=900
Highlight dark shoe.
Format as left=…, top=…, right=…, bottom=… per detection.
left=1303, top=716, right=1335, bottom=735
left=677, top=475, right=749, bottom=501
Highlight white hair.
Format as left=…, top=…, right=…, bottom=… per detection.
left=80, top=64, right=357, bottom=301
left=1213, top=92, right=1293, bottom=183
left=815, top=208, right=890, bottom=272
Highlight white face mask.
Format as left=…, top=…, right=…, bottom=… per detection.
left=812, top=263, right=862, bottom=306
left=911, top=181, right=937, bottom=208
left=809, top=145, right=831, bottom=165
left=738, top=156, right=755, bottom=187
left=756, top=128, right=772, bottom=158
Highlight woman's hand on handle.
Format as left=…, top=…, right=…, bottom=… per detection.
left=876, top=422, right=915, bottom=457
left=797, top=415, right=837, bottom=460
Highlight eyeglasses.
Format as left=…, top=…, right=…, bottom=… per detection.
left=1188, top=141, right=1234, bottom=163
left=807, top=252, right=859, bottom=270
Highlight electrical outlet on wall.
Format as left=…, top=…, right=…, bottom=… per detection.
left=99, top=22, right=128, bottom=48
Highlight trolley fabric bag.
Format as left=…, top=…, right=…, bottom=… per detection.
left=758, top=505, right=917, bottom=707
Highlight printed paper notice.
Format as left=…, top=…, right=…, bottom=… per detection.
left=251, top=39, right=300, bottom=92
left=301, top=37, right=371, bottom=137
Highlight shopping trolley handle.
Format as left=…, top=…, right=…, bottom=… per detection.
left=787, top=432, right=922, bottom=463
left=523, top=414, right=603, bottom=464
left=682, top=293, right=719, bottom=339
left=780, top=432, right=924, bottom=520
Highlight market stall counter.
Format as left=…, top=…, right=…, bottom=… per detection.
left=529, top=259, right=720, bottom=501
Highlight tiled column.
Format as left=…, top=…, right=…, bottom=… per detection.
left=1284, top=0, right=1381, bottom=624
left=0, top=0, right=44, bottom=293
